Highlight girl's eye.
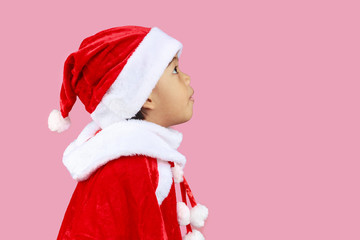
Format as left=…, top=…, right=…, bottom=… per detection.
left=172, top=66, right=179, bottom=74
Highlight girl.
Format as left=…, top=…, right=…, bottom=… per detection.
left=48, top=25, right=208, bottom=240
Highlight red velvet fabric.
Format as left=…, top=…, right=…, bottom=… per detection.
left=56, top=154, right=182, bottom=240
left=60, top=26, right=151, bottom=118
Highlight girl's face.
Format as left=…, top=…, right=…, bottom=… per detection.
left=142, top=52, right=194, bottom=127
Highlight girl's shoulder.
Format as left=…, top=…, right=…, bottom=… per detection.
left=83, top=154, right=159, bottom=189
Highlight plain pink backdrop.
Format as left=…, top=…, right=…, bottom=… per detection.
left=1, top=0, right=359, bottom=239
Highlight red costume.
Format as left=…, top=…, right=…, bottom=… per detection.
left=57, top=154, right=182, bottom=239
left=56, top=120, right=208, bottom=240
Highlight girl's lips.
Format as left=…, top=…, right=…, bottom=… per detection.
left=189, top=96, right=194, bottom=101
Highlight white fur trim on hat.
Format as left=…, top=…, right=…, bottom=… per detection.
left=90, top=27, right=183, bottom=129
left=177, top=201, right=191, bottom=226
left=190, top=203, right=209, bottom=228
left=48, top=109, right=71, bottom=133
left=183, top=229, right=205, bottom=240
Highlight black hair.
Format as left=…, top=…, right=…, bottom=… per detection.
left=126, top=107, right=146, bottom=120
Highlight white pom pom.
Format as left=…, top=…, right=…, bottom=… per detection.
left=182, top=229, right=205, bottom=240
left=177, top=201, right=190, bottom=226
left=172, top=162, right=184, bottom=183
left=190, top=203, right=209, bottom=228
left=48, top=109, right=71, bottom=133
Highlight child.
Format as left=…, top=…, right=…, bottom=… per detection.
left=48, top=25, right=208, bottom=240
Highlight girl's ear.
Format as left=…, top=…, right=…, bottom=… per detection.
left=142, top=95, right=155, bottom=110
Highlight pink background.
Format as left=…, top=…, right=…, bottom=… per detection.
left=1, top=0, right=359, bottom=239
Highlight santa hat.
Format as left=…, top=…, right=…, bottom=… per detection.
left=48, top=25, right=183, bottom=132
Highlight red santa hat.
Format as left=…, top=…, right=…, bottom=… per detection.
left=48, top=25, right=183, bottom=132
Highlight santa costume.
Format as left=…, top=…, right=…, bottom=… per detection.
left=48, top=25, right=209, bottom=240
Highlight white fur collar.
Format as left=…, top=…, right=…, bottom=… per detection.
left=62, top=119, right=187, bottom=182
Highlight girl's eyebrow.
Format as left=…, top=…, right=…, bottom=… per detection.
left=167, top=57, right=178, bottom=67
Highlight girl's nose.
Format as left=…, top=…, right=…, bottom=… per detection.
left=183, top=73, right=191, bottom=85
